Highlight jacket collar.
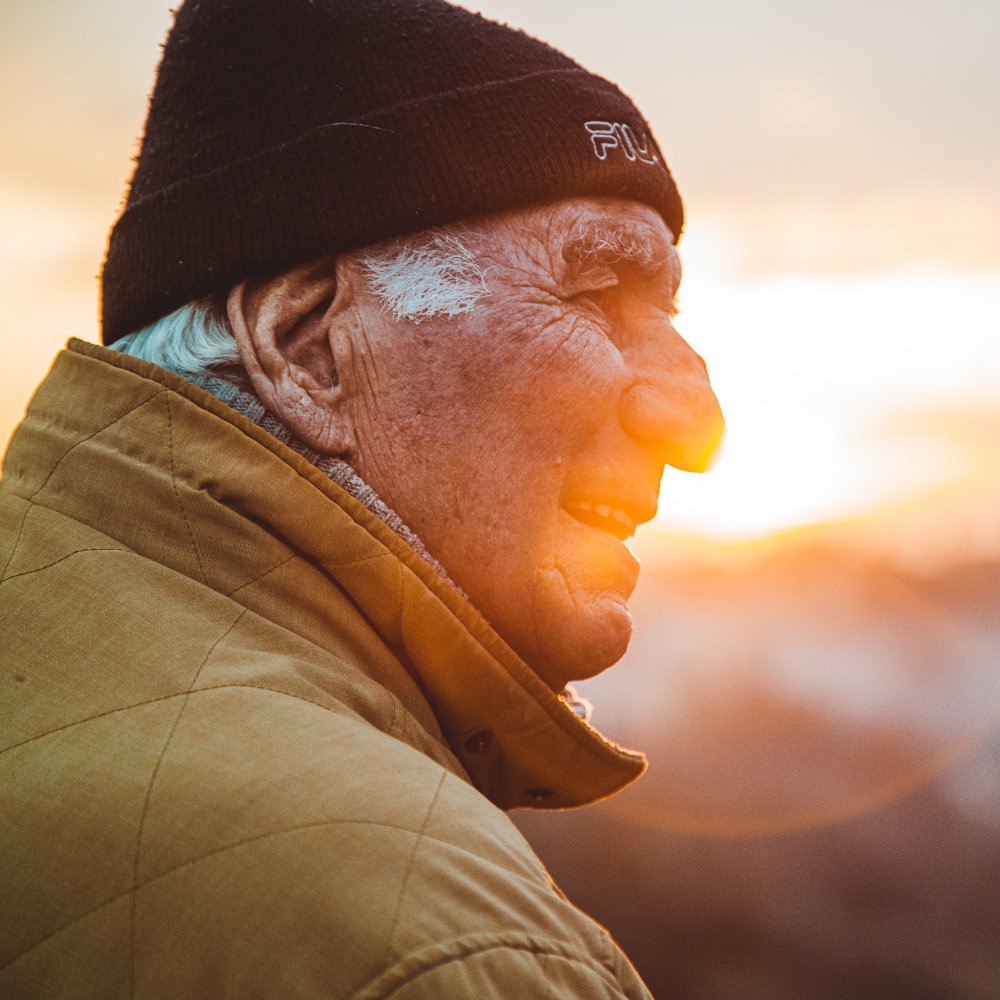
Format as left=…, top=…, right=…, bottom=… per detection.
left=5, top=340, right=646, bottom=809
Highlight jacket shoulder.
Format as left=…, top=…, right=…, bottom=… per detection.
left=3, top=669, right=645, bottom=998
left=120, top=719, right=647, bottom=1000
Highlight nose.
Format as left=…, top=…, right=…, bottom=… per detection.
left=618, top=329, right=725, bottom=473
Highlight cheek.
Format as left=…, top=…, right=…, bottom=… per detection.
left=504, top=324, right=626, bottom=432
left=424, top=341, right=605, bottom=453
left=463, top=332, right=626, bottom=528
left=545, top=322, right=625, bottom=402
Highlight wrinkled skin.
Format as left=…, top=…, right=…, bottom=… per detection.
left=230, top=197, right=724, bottom=691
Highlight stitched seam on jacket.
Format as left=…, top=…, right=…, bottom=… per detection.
left=0, top=683, right=392, bottom=757
left=0, top=547, right=130, bottom=586
left=326, top=551, right=399, bottom=571
left=390, top=947, right=624, bottom=999
left=387, top=769, right=447, bottom=961
left=1, top=809, right=537, bottom=972
left=166, top=394, right=209, bottom=586
left=128, top=608, right=247, bottom=1000
left=224, top=551, right=299, bottom=597
left=0, top=499, right=30, bottom=582
left=26, top=389, right=168, bottom=503
left=351, top=935, right=627, bottom=1000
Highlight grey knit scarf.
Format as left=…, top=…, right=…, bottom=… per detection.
left=178, top=370, right=459, bottom=590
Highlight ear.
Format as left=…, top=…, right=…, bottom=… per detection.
left=228, top=256, right=358, bottom=456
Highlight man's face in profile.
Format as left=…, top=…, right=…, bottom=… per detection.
left=334, top=196, right=724, bottom=690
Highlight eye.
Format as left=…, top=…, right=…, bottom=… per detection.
left=572, top=289, right=608, bottom=312
left=569, top=279, right=619, bottom=317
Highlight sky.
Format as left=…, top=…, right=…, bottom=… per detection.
left=2, top=0, right=998, bottom=551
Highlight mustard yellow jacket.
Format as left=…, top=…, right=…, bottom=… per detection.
left=0, top=341, right=651, bottom=998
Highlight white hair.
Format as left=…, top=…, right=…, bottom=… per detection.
left=356, top=230, right=488, bottom=322
left=110, top=296, right=240, bottom=377
left=111, top=227, right=489, bottom=378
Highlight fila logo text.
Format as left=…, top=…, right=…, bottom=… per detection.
left=585, top=121, right=659, bottom=165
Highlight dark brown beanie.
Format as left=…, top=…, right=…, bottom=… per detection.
left=101, top=0, right=683, bottom=343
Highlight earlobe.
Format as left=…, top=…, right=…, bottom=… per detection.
left=227, top=257, right=358, bottom=456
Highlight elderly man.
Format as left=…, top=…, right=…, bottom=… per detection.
left=0, top=0, right=722, bottom=996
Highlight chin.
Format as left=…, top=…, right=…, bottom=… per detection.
left=531, top=595, right=635, bottom=691
left=463, top=531, right=640, bottom=690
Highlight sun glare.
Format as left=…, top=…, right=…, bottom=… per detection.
left=654, top=230, right=1000, bottom=544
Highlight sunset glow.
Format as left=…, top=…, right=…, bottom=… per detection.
left=656, top=244, right=1000, bottom=544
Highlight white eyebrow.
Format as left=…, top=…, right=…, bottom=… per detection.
left=562, top=218, right=676, bottom=282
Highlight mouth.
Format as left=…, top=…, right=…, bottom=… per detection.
left=562, top=500, right=640, bottom=541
